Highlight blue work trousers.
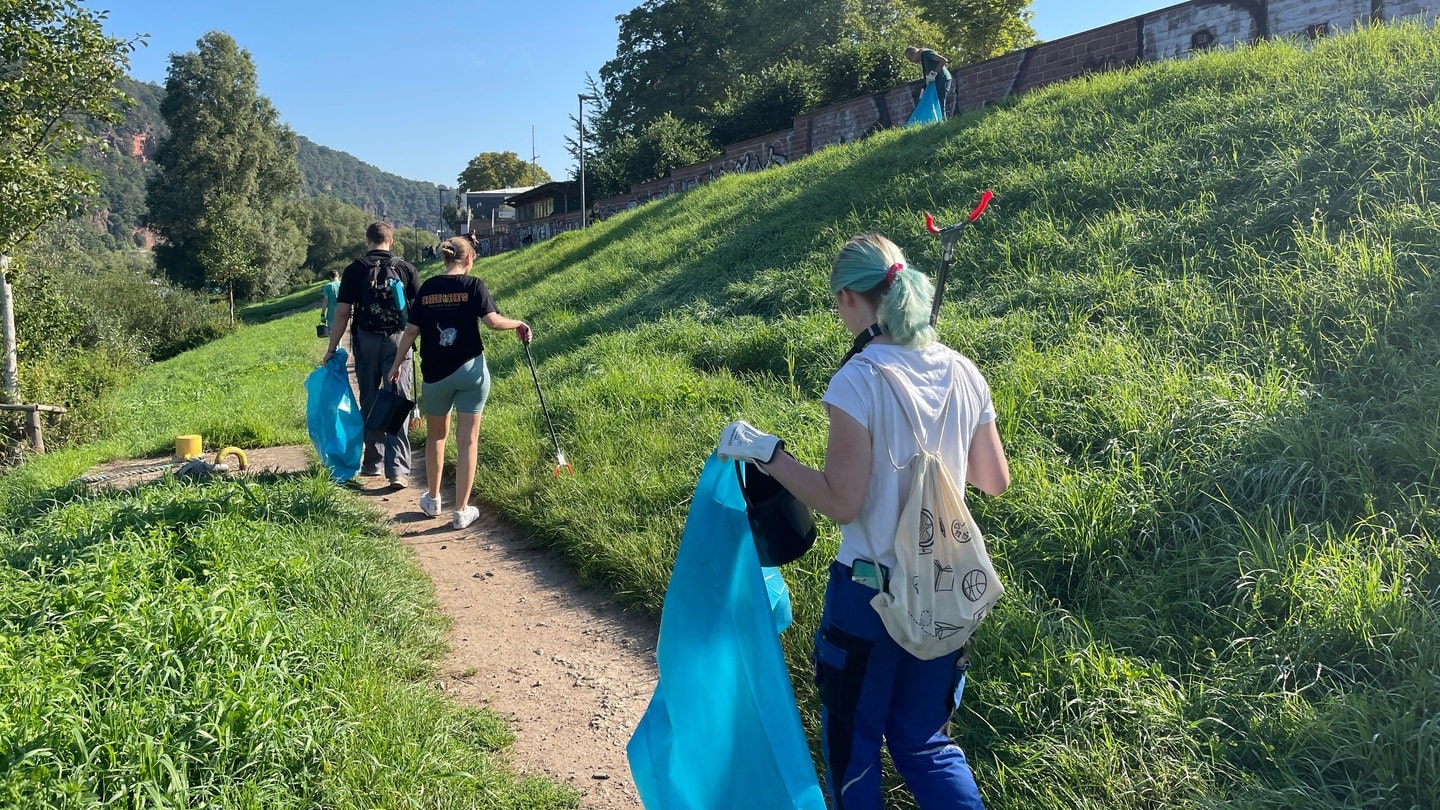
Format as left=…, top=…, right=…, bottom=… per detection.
left=814, top=561, right=984, bottom=810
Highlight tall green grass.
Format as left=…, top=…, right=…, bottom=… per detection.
left=5, top=21, right=1439, bottom=808
left=457, top=23, right=1439, bottom=808
left=0, top=472, right=575, bottom=808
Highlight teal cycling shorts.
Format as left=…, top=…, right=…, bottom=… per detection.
left=421, top=354, right=490, bottom=416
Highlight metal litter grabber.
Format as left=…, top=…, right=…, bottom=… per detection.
left=522, top=337, right=574, bottom=477
left=923, top=189, right=994, bottom=326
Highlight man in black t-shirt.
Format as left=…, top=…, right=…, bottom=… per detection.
left=323, top=221, right=422, bottom=487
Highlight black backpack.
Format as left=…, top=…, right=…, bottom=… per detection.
left=354, top=255, right=408, bottom=333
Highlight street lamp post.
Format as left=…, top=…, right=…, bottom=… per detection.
left=578, top=93, right=598, bottom=228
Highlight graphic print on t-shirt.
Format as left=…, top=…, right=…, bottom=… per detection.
left=409, top=274, right=500, bottom=384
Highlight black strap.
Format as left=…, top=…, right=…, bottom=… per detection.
left=838, top=323, right=883, bottom=370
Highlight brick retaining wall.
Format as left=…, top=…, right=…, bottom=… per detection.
left=536, top=0, right=1439, bottom=235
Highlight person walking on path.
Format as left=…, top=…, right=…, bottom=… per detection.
left=905, top=45, right=952, bottom=118
left=323, top=221, right=422, bottom=488
left=717, top=233, right=1010, bottom=809
left=319, top=269, right=340, bottom=333
left=387, top=236, right=530, bottom=529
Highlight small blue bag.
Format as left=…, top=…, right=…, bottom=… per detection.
left=389, top=278, right=408, bottom=327
left=907, top=82, right=943, bottom=127
left=304, top=348, right=363, bottom=482
left=627, top=453, right=825, bottom=810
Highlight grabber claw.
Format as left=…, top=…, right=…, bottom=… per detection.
left=553, top=451, right=575, bottom=478
left=523, top=338, right=575, bottom=478
left=924, top=189, right=995, bottom=326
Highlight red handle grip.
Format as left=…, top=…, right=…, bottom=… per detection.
left=922, top=190, right=993, bottom=235
left=968, top=189, right=994, bottom=222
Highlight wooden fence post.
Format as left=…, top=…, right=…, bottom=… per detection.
left=0, top=403, right=67, bottom=454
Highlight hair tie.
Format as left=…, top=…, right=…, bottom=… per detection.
left=884, top=262, right=903, bottom=285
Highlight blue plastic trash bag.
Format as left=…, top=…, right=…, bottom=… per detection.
left=628, top=453, right=826, bottom=810
left=304, top=347, right=363, bottom=482
left=907, top=82, right=943, bottom=127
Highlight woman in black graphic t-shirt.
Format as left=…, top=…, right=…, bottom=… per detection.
left=388, top=237, right=530, bottom=530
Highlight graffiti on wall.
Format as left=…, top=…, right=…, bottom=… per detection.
left=1143, top=2, right=1261, bottom=60
left=537, top=0, right=1440, bottom=259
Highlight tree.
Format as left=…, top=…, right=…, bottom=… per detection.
left=295, top=195, right=369, bottom=274
left=598, top=0, right=735, bottom=138
left=708, top=59, right=823, bottom=145
left=0, top=0, right=136, bottom=401
left=456, top=151, right=550, bottom=191
left=593, top=0, right=939, bottom=155
left=146, top=31, right=304, bottom=299
left=589, top=113, right=718, bottom=194
left=197, top=195, right=259, bottom=323
left=915, top=0, right=1037, bottom=65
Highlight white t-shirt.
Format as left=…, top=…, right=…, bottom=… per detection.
left=821, top=341, right=996, bottom=571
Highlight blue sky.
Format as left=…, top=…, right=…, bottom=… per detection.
left=99, top=0, right=1161, bottom=187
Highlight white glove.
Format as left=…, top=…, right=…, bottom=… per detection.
left=718, top=420, right=784, bottom=465
left=925, top=70, right=938, bottom=85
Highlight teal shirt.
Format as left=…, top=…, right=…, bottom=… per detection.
left=920, top=49, right=951, bottom=82
left=321, top=280, right=340, bottom=326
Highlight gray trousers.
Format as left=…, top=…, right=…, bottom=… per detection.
left=352, top=328, right=413, bottom=478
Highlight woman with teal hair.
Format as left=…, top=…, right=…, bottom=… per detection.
left=718, top=233, right=1011, bottom=808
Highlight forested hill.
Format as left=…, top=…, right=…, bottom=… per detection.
left=80, top=78, right=448, bottom=249
left=293, top=136, right=448, bottom=233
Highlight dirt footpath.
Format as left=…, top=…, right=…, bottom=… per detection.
left=82, top=446, right=657, bottom=809
left=358, top=469, right=655, bottom=809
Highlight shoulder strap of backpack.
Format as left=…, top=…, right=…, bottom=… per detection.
left=855, top=357, right=958, bottom=458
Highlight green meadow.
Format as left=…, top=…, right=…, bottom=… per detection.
left=5, top=22, right=1440, bottom=808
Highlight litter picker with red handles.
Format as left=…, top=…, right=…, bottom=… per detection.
left=522, top=337, right=575, bottom=477
left=923, top=189, right=993, bottom=326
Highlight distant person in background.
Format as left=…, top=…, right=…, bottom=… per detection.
left=387, top=236, right=531, bottom=530
left=319, top=270, right=340, bottom=333
left=323, top=221, right=422, bottom=488
left=905, top=46, right=952, bottom=118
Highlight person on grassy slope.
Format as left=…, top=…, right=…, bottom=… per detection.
left=324, top=221, right=423, bottom=488
left=718, top=233, right=1010, bottom=809
left=387, top=236, right=530, bottom=530
left=905, top=45, right=952, bottom=117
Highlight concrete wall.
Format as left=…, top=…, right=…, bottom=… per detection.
left=543, top=0, right=1438, bottom=240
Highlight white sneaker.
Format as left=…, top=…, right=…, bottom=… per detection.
left=452, top=505, right=479, bottom=530
left=419, top=492, right=443, bottom=517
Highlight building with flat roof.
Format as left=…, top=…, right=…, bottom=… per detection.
left=460, top=186, right=534, bottom=236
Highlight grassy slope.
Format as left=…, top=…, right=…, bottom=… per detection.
left=455, top=25, right=1437, bottom=808
left=3, top=23, right=1437, bottom=809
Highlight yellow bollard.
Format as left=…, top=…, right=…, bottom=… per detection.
left=175, top=434, right=203, bottom=460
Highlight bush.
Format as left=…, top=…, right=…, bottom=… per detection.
left=816, top=41, right=912, bottom=105
left=708, top=60, right=823, bottom=145
left=0, top=344, right=144, bottom=454
left=1, top=223, right=238, bottom=458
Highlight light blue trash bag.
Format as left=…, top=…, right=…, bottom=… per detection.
left=304, top=347, right=363, bottom=482
left=628, top=453, right=826, bottom=810
left=906, top=82, right=943, bottom=127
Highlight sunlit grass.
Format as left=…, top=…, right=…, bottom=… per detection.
left=4, top=20, right=1440, bottom=809
left=461, top=23, right=1440, bottom=808
left=0, top=473, right=576, bottom=808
